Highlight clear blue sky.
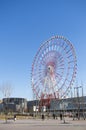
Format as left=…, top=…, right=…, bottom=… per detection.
left=0, top=0, right=86, bottom=100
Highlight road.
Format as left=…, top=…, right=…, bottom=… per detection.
left=0, top=117, right=86, bottom=130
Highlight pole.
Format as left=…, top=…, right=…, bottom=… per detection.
left=74, top=86, right=82, bottom=120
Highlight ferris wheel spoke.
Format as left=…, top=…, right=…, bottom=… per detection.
left=63, top=44, right=69, bottom=51
left=57, top=63, right=64, bottom=67
left=68, top=60, right=76, bottom=64
left=55, top=73, right=63, bottom=81
left=58, top=57, right=64, bottom=63
left=67, top=54, right=73, bottom=58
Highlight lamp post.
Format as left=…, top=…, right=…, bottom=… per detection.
left=74, top=86, right=83, bottom=120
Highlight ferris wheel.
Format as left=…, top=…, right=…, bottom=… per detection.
left=31, top=36, right=77, bottom=101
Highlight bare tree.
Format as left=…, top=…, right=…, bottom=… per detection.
left=0, top=82, right=13, bottom=98
left=0, top=82, right=13, bottom=122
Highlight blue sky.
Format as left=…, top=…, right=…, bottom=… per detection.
left=0, top=0, right=86, bottom=100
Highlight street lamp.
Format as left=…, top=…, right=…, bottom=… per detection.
left=74, top=86, right=83, bottom=120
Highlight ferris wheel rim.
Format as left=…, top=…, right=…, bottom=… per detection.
left=31, top=35, right=77, bottom=100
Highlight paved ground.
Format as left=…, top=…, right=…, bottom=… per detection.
left=0, top=117, right=86, bottom=130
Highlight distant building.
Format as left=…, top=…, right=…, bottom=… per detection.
left=27, top=96, right=86, bottom=113
left=3, top=97, right=27, bottom=113
left=0, top=103, right=3, bottom=112
left=27, top=100, right=39, bottom=112
left=50, top=96, right=86, bottom=112
left=0, top=96, right=86, bottom=115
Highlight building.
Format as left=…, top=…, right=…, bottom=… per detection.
left=27, top=100, right=39, bottom=113
left=50, top=96, right=86, bottom=112
left=0, top=96, right=86, bottom=117
left=3, top=97, right=27, bottom=113
left=0, top=101, right=3, bottom=113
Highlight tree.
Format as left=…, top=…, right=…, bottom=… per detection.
left=0, top=82, right=13, bottom=122
left=0, top=82, right=13, bottom=98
